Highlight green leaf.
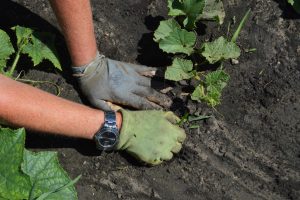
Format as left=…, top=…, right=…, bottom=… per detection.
left=22, top=150, right=78, bottom=200
left=201, top=36, right=241, bottom=64
left=11, top=26, right=33, bottom=46
left=154, top=19, right=181, bottom=42
left=0, top=128, right=31, bottom=199
left=188, top=115, right=211, bottom=122
left=168, top=0, right=206, bottom=30
left=191, top=69, right=229, bottom=107
left=36, top=175, right=81, bottom=200
left=0, top=127, right=79, bottom=200
left=199, top=0, right=225, bottom=24
left=0, top=30, right=15, bottom=73
left=231, top=9, right=251, bottom=43
left=165, top=58, right=194, bottom=81
left=288, top=0, right=300, bottom=13
left=22, top=32, right=62, bottom=70
left=154, top=19, right=196, bottom=55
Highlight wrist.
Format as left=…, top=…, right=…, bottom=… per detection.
left=116, top=111, right=123, bottom=131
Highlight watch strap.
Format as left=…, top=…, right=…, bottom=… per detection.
left=104, top=111, right=117, bottom=128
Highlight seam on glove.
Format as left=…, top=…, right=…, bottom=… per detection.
left=72, top=51, right=105, bottom=77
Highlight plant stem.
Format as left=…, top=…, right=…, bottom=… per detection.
left=7, top=47, right=22, bottom=77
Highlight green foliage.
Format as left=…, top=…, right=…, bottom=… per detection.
left=165, top=58, right=194, bottom=81
left=200, top=0, right=225, bottom=24
left=0, top=128, right=31, bottom=199
left=288, top=0, right=300, bottom=13
left=154, top=0, right=250, bottom=107
left=201, top=36, right=241, bottom=64
left=0, top=30, right=15, bottom=73
left=0, top=128, right=79, bottom=200
left=22, top=32, right=61, bottom=69
left=192, top=69, right=229, bottom=106
left=155, top=19, right=196, bottom=55
left=168, top=0, right=206, bottom=30
left=231, top=9, right=251, bottom=43
left=0, top=26, right=61, bottom=77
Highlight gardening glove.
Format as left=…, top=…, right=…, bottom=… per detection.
left=117, top=109, right=186, bottom=165
left=72, top=52, right=171, bottom=111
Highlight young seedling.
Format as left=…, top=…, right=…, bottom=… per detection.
left=0, top=26, right=62, bottom=95
left=0, top=26, right=61, bottom=77
left=154, top=0, right=251, bottom=107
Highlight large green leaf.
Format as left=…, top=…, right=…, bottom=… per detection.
left=0, top=128, right=31, bottom=199
left=201, top=36, right=241, bottom=64
left=168, top=0, right=206, bottom=30
left=154, top=19, right=181, bottom=42
left=22, top=32, right=62, bottom=70
left=165, top=58, right=194, bottom=81
left=0, top=30, right=15, bottom=73
left=0, top=128, right=79, bottom=200
left=199, top=0, right=225, bottom=24
left=191, top=69, right=229, bottom=107
left=22, top=150, right=78, bottom=200
left=154, top=19, right=196, bottom=55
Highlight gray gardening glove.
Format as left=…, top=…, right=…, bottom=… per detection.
left=72, top=52, right=171, bottom=111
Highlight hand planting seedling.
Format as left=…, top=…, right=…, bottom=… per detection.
left=154, top=0, right=250, bottom=107
left=0, top=26, right=61, bottom=77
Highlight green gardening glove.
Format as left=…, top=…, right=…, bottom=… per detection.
left=117, top=110, right=186, bottom=165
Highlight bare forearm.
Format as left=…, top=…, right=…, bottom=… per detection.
left=49, top=0, right=97, bottom=66
left=0, top=75, right=121, bottom=139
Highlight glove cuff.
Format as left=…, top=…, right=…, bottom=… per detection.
left=116, top=109, right=134, bottom=150
left=71, top=51, right=105, bottom=76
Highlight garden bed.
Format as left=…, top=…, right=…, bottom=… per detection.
left=1, top=0, right=299, bottom=199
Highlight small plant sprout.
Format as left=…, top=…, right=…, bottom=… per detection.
left=154, top=0, right=251, bottom=107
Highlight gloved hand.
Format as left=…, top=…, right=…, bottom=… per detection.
left=72, top=52, right=171, bottom=111
left=117, top=109, right=186, bottom=165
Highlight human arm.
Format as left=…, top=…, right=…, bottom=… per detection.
left=0, top=75, right=185, bottom=164
left=49, top=0, right=171, bottom=110
left=0, top=74, right=121, bottom=139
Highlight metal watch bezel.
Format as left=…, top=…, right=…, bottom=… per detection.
left=94, top=126, right=119, bottom=151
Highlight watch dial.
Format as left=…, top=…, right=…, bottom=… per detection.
left=99, top=131, right=117, bottom=147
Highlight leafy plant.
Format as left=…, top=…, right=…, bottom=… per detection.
left=0, top=26, right=61, bottom=77
left=288, top=0, right=300, bottom=13
left=154, top=0, right=250, bottom=107
left=0, top=127, right=80, bottom=200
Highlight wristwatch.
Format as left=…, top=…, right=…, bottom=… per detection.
left=94, top=111, right=120, bottom=151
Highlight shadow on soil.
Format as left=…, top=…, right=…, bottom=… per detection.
left=273, top=0, right=300, bottom=19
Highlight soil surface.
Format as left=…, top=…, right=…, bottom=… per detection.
left=1, top=0, right=300, bottom=199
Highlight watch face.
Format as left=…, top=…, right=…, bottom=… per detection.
left=99, top=131, right=117, bottom=147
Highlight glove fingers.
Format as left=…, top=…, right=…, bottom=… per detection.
left=176, top=129, right=186, bottom=143
left=160, top=151, right=173, bottom=161
left=90, top=99, right=112, bottom=111
left=137, top=76, right=151, bottom=87
left=131, top=64, right=157, bottom=77
left=171, top=142, right=182, bottom=153
left=134, top=86, right=172, bottom=108
left=126, top=94, right=162, bottom=110
left=164, top=111, right=180, bottom=124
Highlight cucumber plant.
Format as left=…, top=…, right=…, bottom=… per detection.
left=0, top=26, right=61, bottom=77
left=0, top=128, right=80, bottom=200
left=154, top=0, right=250, bottom=107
